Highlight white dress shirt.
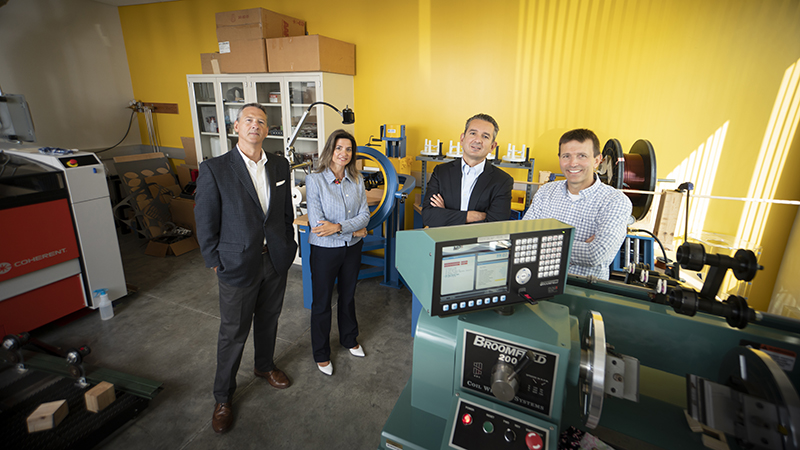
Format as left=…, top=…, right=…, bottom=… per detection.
left=460, top=158, right=485, bottom=211
left=237, top=146, right=270, bottom=215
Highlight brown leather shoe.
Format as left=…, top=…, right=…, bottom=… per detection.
left=211, top=402, right=233, bottom=433
left=254, top=368, right=291, bottom=389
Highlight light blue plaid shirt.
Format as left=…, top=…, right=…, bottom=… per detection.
left=523, top=176, right=631, bottom=279
left=306, top=168, right=370, bottom=248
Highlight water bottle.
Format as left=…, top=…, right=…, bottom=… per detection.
left=94, top=289, right=114, bottom=320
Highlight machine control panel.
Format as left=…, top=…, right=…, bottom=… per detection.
left=460, top=330, right=559, bottom=416
left=58, top=154, right=100, bottom=169
left=433, top=228, right=572, bottom=317
left=449, top=398, right=549, bottom=450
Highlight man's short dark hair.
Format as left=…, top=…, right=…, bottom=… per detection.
left=236, top=103, right=267, bottom=121
left=559, top=129, right=600, bottom=157
left=464, top=113, right=499, bottom=142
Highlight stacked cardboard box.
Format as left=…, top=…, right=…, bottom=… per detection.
left=266, top=35, right=355, bottom=75
left=201, top=8, right=356, bottom=75
left=204, top=8, right=306, bottom=74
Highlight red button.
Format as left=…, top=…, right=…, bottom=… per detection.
left=67, top=159, right=78, bottom=167
left=526, top=431, right=543, bottom=450
left=461, top=413, right=472, bottom=426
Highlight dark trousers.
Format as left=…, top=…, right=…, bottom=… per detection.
left=213, top=252, right=287, bottom=403
left=310, top=240, right=363, bottom=363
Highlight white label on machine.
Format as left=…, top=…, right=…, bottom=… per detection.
left=742, top=341, right=797, bottom=372
left=760, top=344, right=796, bottom=372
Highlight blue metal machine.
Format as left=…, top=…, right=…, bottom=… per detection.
left=297, top=146, right=415, bottom=309
left=380, top=220, right=800, bottom=450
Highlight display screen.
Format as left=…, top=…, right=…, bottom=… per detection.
left=440, top=242, right=509, bottom=302
left=0, top=94, right=36, bottom=143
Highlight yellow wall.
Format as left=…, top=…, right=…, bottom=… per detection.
left=118, top=0, right=800, bottom=311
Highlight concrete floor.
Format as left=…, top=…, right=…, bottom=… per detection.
left=31, top=231, right=414, bottom=449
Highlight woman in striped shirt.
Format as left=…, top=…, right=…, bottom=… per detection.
left=305, top=129, right=370, bottom=376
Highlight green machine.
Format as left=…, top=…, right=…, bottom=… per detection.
left=380, top=219, right=800, bottom=450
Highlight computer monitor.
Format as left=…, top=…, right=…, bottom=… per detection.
left=0, top=94, right=36, bottom=143
left=397, top=219, right=574, bottom=317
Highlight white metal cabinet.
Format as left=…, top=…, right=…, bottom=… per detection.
left=187, top=72, right=354, bottom=165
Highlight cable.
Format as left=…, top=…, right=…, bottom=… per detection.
left=92, top=108, right=136, bottom=153
left=629, top=228, right=669, bottom=264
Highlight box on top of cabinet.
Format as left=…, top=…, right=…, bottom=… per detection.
left=218, top=39, right=269, bottom=73
left=215, top=8, right=305, bottom=41
left=266, top=35, right=355, bottom=76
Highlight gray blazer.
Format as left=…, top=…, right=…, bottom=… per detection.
left=195, top=149, right=298, bottom=288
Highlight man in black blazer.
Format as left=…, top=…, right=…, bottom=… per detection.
left=422, top=113, right=513, bottom=227
left=194, top=103, right=298, bottom=434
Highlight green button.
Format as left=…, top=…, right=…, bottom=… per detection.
left=483, top=421, right=494, bottom=434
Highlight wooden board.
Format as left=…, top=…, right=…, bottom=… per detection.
left=653, top=190, right=684, bottom=251
left=142, top=102, right=179, bottom=114
left=26, top=400, right=68, bottom=433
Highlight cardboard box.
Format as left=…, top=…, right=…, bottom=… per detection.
left=215, top=8, right=305, bottom=41
left=170, top=197, right=196, bottom=236
left=218, top=38, right=268, bottom=73
left=175, top=164, right=195, bottom=189
left=180, top=137, right=198, bottom=167
left=266, top=35, right=355, bottom=75
left=200, top=53, right=222, bottom=74
left=145, top=235, right=199, bottom=257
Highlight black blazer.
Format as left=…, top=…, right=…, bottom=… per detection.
left=195, top=149, right=298, bottom=288
left=421, top=159, right=513, bottom=228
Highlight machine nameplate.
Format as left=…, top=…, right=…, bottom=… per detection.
left=461, top=330, right=558, bottom=416
left=477, top=234, right=510, bottom=242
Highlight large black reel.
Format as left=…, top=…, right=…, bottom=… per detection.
left=598, top=139, right=657, bottom=221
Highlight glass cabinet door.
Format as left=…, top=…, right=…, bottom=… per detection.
left=288, top=80, right=319, bottom=158
left=192, top=81, right=219, bottom=162
left=255, top=80, right=285, bottom=156
left=221, top=81, right=245, bottom=155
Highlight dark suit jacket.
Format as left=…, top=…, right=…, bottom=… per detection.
left=194, top=148, right=298, bottom=288
left=421, top=159, right=513, bottom=228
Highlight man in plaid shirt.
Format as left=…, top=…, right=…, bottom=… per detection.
left=523, top=129, right=631, bottom=280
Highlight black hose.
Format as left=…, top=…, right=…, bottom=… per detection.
left=92, top=108, right=137, bottom=153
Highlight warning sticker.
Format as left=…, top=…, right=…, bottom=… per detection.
left=741, top=340, right=797, bottom=372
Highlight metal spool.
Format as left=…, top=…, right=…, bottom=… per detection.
left=598, top=139, right=657, bottom=221
left=717, top=347, right=800, bottom=449
left=579, top=310, right=607, bottom=429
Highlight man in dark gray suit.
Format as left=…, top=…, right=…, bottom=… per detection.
left=422, top=113, right=513, bottom=227
left=195, top=103, right=298, bottom=434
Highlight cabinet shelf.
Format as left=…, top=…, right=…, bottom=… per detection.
left=188, top=73, right=352, bottom=165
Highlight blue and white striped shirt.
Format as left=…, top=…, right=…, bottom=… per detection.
left=306, top=168, right=370, bottom=248
left=523, top=176, right=632, bottom=279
